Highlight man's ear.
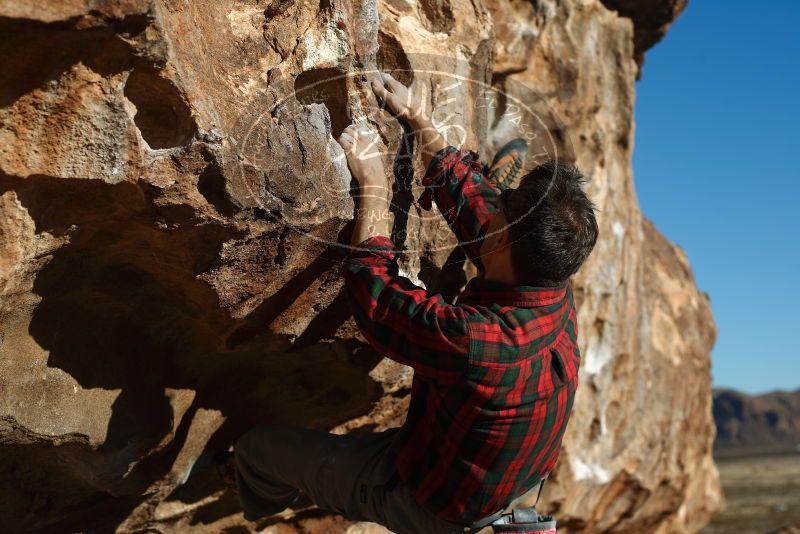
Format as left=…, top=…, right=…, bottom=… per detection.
left=483, top=228, right=507, bottom=258
left=484, top=212, right=510, bottom=252
left=494, top=224, right=511, bottom=247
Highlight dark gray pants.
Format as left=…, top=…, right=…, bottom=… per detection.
left=234, top=424, right=470, bottom=533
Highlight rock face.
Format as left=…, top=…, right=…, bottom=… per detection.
left=600, top=0, right=687, bottom=75
left=714, top=389, right=800, bottom=453
left=0, top=0, right=721, bottom=532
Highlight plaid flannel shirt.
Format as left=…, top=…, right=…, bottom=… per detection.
left=343, top=146, right=581, bottom=525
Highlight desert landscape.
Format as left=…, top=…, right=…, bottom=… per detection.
left=704, top=389, right=800, bottom=534
left=703, top=450, right=800, bottom=534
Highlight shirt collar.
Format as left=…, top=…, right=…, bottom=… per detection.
left=457, top=276, right=568, bottom=307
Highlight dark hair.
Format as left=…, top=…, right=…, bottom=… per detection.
left=504, top=160, right=598, bottom=287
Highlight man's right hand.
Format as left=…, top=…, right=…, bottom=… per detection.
left=370, top=73, right=428, bottom=128
left=370, top=72, right=447, bottom=169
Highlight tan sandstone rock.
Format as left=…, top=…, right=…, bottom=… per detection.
left=0, top=0, right=721, bottom=532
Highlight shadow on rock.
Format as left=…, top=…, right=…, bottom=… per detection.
left=0, top=173, right=383, bottom=531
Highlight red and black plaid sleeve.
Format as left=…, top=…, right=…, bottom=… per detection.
left=343, top=235, right=471, bottom=385
left=419, top=145, right=501, bottom=272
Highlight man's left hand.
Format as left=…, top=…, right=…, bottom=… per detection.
left=338, top=123, right=387, bottom=191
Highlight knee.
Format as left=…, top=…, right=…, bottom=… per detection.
left=233, top=425, right=273, bottom=465
left=235, top=423, right=284, bottom=467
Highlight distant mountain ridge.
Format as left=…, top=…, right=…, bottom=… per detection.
left=713, top=388, right=800, bottom=452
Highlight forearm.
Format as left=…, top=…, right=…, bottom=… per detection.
left=410, top=115, right=448, bottom=169
left=417, top=144, right=501, bottom=272
left=351, top=186, right=392, bottom=246
left=343, top=244, right=471, bottom=385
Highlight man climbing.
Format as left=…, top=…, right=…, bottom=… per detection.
left=229, top=73, right=598, bottom=533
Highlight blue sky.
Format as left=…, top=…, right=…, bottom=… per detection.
left=633, top=0, right=799, bottom=394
